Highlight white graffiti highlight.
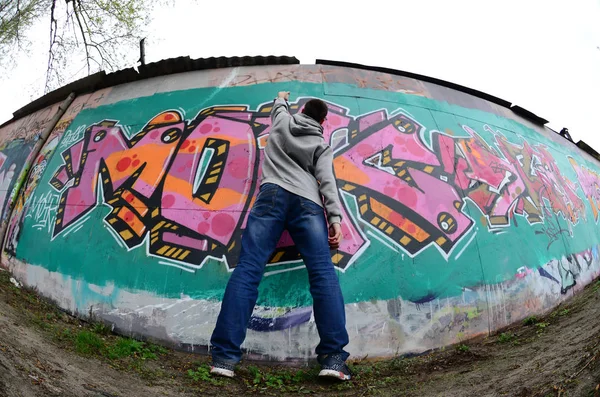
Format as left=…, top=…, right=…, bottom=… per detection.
left=26, top=191, right=60, bottom=234
left=59, top=124, right=86, bottom=149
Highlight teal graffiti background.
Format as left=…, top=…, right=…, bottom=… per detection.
left=13, top=82, right=600, bottom=308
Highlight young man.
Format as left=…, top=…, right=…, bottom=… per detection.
left=209, top=91, right=351, bottom=380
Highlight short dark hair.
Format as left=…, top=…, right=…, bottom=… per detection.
left=302, top=99, right=328, bottom=123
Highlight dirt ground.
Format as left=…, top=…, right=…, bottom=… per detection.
left=0, top=269, right=599, bottom=397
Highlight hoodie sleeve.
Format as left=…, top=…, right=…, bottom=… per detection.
left=271, top=98, right=290, bottom=123
left=314, top=145, right=342, bottom=225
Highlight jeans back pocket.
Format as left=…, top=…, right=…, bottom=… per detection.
left=251, top=186, right=278, bottom=217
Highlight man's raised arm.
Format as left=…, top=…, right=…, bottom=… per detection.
left=271, top=91, right=291, bottom=122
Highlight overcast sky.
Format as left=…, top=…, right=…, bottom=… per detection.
left=1, top=0, right=599, bottom=149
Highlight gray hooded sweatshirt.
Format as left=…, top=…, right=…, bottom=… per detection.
left=261, top=98, right=342, bottom=225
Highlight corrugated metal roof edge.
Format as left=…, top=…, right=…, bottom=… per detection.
left=316, top=59, right=549, bottom=126
left=1, top=56, right=550, bottom=130
left=1, top=55, right=299, bottom=128
left=577, top=140, right=600, bottom=162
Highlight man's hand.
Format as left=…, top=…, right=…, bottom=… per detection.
left=277, top=91, right=290, bottom=101
left=328, top=223, right=343, bottom=250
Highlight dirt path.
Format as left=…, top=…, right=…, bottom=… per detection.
left=0, top=280, right=197, bottom=397
left=391, top=282, right=600, bottom=397
left=0, top=269, right=599, bottom=397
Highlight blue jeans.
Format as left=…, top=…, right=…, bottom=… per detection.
left=210, top=183, right=350, bottom=363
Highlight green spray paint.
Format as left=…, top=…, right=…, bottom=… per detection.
left=13, top=82, right=600, bottom=309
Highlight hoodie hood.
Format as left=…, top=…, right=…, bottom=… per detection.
left=290, top=113, right=323, bottom=137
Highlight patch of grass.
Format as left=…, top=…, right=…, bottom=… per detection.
left=536, top=322, right=550, bottom=333
left=350, top=362, right=374, bottom=377
left=107, top=338, right=144, bottom=359
left=388, top=357, right=411, bottom=373
left=45, top=312, right=58, bottom=322
left=24, top=293, right=38, bottom=305
left=75, top=330, right=105, bottom=356
left=498, top=333, right=515, bottom=343
left=148, top=343, right=168, bottom=356
left=61, top=326, right=168, bottom=364
left=29, top=313, right=53, bottom=330
left=54, top=328, right=75, bottom=342
left=559, top=309, right=571, bottom=316
left=247, top=365, right=262, bottom=385
left=551, top=308, right=571, bottom=319
left=456, top=344, right=470, bottom=353
left=0, top=272, right=169, bottom=381
left=263, top=372, right=287, bottom=389
left=247, top=365, right=286, bottom=389
left=293, top=366, right=319, bottom=381
left=243, top=365, right=317, bottom=391
left=92, top=322, right=111, bottom=335
left=106, top=338, right=167, bottom=360
left=523, top=316, right=539, bottom=326
left=187, top=364, right=225, bottom=386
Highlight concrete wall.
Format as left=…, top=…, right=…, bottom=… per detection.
left=2, top=64, right=600, bottom=361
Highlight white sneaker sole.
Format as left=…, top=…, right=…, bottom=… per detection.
left=210, top=366, right=235, bottom=378
left=318, top=369, right=351, bottom=380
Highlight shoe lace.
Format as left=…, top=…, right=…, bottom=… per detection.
left=327, top=354, right=351, bottom=373
left=213, top=361, right=234, bottom=371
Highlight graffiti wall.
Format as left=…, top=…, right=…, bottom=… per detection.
left=3, top=65, right=600, bottom=360
left=0, top=101, right=68, bottom=244
left=3, top=89, right=111, bottom=258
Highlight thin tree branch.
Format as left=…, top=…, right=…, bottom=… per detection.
left=0, top=0, right=12, bottom=15
left=45, top=0, right=58, bottom=93
left=15, top=0, right=21, bottom=45
left=8, top=0, right=150, bottom=92
left=90, top=0, right=135, bottom=31
left=71, top=0, right=91, bottom=74
left=78, top=2, right=99, bottom=30
left=66, top=7, right=79, bottom=47
left=85, top=41, right=110, bottom=66
left=90, top=34, right=132, bottom=47
left=79, top=1, right=92, bottom=37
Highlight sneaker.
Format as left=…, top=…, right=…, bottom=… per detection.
left=317, top=354, right=352, bottom=380
left=210, top=360, right=235, bottom=378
